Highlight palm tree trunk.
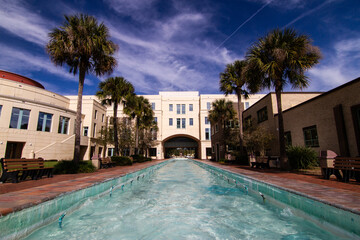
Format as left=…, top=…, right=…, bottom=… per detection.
left=275, top=86, right=287, bottom=169
left=73, top=67, right=85, bottom=163
left=236, top=90, right=244, bottom=156
left=113, top=101, right=119, bottom=156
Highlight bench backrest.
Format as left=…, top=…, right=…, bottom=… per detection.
left=101, top=157, right=112, bottom=164
left=1, top=158, right=45, bottom=171
left=334, top=157, right=360, bottom=171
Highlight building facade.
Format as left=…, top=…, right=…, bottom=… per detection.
left=242, top=77, right=360, bottom=157
left=0, top=70, right=264, bottom=160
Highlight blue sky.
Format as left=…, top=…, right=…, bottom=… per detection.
left=0, top=0, right=359, bottom=95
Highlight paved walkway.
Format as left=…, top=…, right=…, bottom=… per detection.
left=198, top=160, right=360, bottom=215
left=0, top=160, right=166, bottom=217
left=1, top=159, right=360, bottom=217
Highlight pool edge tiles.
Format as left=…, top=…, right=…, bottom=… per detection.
left=192, top=160, right=360, bottom=238
left=0, top=160, right=170, bottom=240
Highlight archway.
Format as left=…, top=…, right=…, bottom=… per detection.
left=162, top=135, right=200, bottom=159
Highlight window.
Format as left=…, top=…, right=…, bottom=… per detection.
left=244, top=116, right=252, bottom=130
left=169, top=118, right=173, bottom=126
left=37, top=112, right=53, bottom=132
left=215, top=124, right=218, bottom=133
left=108, top=148, right=114, bottom=157
left=182, top=118, right=186, bottom=128
left=207, top=102, right=211, bottom=110
left=152, top=102, right=155, bottom=110
left=212, top=145, right=215, bottom=153
left=177, top=118, right=181, bottom=129
left=257, top=107, right=268, bottom=123
left=245, top=102, right=250, bottom=109
left=58, top=116, right=69, bottom=134
left=10, top=107, right=30, bottom=129
left=182, top=104, right=185, bottom=114
left=189, top=104, right=193, bottom=111
left=177, top=104, right=180, bottom=114
left=169, top=104, right=173, bottom=111
left=189, top=118, right=193, bottom=126
left=83, top=126, right=89, bottom=136
left=102, top=114, right=105, bottom=122
left=94, top=110, right=98, bottom=119
left=205, top=128, right=210, bottom=140
left=303, top=125, right=319, bottom=147
left=205, top=117, right=209, bottom=124
left=284, top=131, right=292, bottom=146
left=226, top=120, right=234, bottom=128
left=93, top=123, right=97, bottom=137
left=149, top=148, right=157, bottom=157
left=151, top=128, right=157, bottom=140
left=154, top=117, right=157, bottom=123
left=0, top=105, right=2, bottom=117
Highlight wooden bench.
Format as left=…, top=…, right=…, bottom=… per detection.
left=250, top=156, right=279, bottom=169
left=0, top=158, right=54, bottom=183
left=334, top=157, right=360, bottom=182
left=99, top=157, right=115, bottom=169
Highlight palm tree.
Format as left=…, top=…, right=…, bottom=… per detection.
left=124, top=95, right=154, bottom=155
left=208, top=99, right=236, bottom=127
left=246, top=28, right=321, bottom=168
left=96, top=77, right=134, bottom=156
left=219, top=60, right=250, bottom=155
left=47, top=14, right=117, bottom=162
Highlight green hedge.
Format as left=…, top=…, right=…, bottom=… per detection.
left=111, top=156, right=133, bottom=166
left=131, top=155, right=151, bottom=163
left=286, top=146, right=318, bottom=170
left=54, top=161, right=96, bottom=174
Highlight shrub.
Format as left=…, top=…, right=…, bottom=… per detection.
left=54, top=161, right=96, bottom=174
left=131, top=155, right=151, bottom=163
left=111, top=156, right=133, bottom=166
left=286, top=146, right=318, bottom=170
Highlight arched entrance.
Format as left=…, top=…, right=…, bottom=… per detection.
left=162, top=135, right=201, bottom=159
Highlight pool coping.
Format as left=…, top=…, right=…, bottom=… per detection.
left=0, top=160, right=168, bottom=217
left=194, top=160, right=360, bottom=216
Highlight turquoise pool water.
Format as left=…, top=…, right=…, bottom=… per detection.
left=23, top=160, right=349, bottom=239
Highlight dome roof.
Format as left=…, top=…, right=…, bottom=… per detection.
left=0, top=70, right=45, bottom=89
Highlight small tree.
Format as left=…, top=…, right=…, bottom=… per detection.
left=117, top=118, right=135, bottom=156
left=244, top=124, right=274, bottom=157
left=96, top=126, right=114, bottom=158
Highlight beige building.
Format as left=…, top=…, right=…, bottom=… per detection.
left=0, top=71, right=78, bottom=160
left=105, top=91, right=264, bottom=159
left=0, top=70, right=264, bottom=160
left=243, top=77, right=360, bottom=157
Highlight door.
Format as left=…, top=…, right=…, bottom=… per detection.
left=5, top=142, right=25, bottom=158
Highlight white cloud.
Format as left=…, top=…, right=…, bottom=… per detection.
left=307, top=37, right=360, bottom=91
left=0, top=0, right=53, bottom=46
left=0, top=44, right=94, bottom=86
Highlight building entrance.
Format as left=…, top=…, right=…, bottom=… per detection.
left=163, top=136, right=200, bottom=159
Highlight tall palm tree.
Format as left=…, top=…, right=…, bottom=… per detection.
left=246, top=28, right=321, bottom=168
left=219, top=60, right=249, bottom=155
left=208, top=99, right=236, bottom=127
left=124, top=95, right=154, bottom=155
left=47, top=14, right=117, bottom=162
left=96, top=77, right=134, bottom=156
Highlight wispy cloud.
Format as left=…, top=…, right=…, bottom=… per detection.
left=0, top=0, right=53, bottom=46
left=308, top=37, right=360, bottom=91
left=0, top=44, right=94, bottom=86
left=100, top=9, right=239, bottom=94
left=283, top=0, right=337, bottom=28
left=215, top=1, right=272, bottom=51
